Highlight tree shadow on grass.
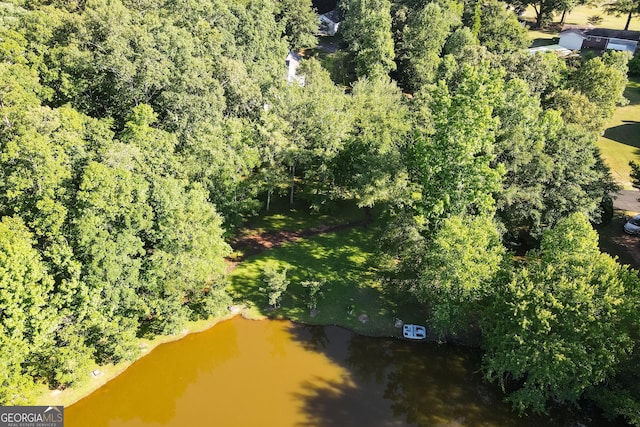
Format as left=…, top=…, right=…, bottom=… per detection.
left=228, top=226, right=415, bottom=335
left=602, top=121, right=640, bottom=149
left=530, top=37, right=557, bottom=48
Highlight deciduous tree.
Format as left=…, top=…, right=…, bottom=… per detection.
left=481, top=213, right=637, bottom=414
left=341, top=0, right=396, bottom=79
left=414, top=215, right=505, bottom=337
left=605, top=0, right=640, bottom=30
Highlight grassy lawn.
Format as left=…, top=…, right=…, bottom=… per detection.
left=238, top=197, right=365, bottom=236
left=597, top=78, right=640, bottom=189
left=228, top=225, right=428, bottom=337
left=528, top=28, right=559, bottom=47
left=522, top=5, right=640, bottom=32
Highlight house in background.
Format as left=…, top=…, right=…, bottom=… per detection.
left=285, top=50, right=305, bottom=86
left=559, top=26, right=640, bottom=54
left=527, top=44, right=573, bottom=57
left=318, top=9, right=340, bottom=36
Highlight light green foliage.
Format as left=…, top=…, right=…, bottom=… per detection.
left=500, top=51, right=567, bottom=97
left=257, top=111, right=294, bottom=211
left=217, top=57, right=263, bottom=118
left=415, top=215, right=505, bottom=337
left=549, top=89, right=603, bottom=133
left=482, top=213, right=637, bottom=414
left=492, top=78, right=551, bottom=237
left=262, top=263, right=290, bottom=307
left=144, top=178, right=231, bottom=333
left=573, top=51, right=630, bottom=121
left=539, top=121, right=619, bottom=229
left=341, top=0, right=396, bottom=79
left=181, top=119, right=261, bottom=226
left=301, top=277, right=326, bottom=310
left=268, top=58, right=351, bottom=206
left=30, top=322, right=94, bottom=390
left=492, top=73, right=617, bottom=238
left=409, top=61, right=504, bottom=231
left=443, top=26, right=479, bottom=57
left=334, top=78, right=410, bottom=207
left=73, top=161, right=152, bottom=359
left=1, top=0, right=638, bottom=416
left=0, top=217, right=56, bottom=403
left=477, top=0, right=529, bottom=53
left=398, top=0, right=462, bottom=91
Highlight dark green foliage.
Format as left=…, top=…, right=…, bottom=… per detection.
left=277, top=0, right=319, bottom=49
left=572, top=51, right=630, bottom=121
left=262, top=263, right=290, bottom=307
left=334, top=77, right=410, bottom=207
left=630, top=160, right=640, bottom=189
left=629, top=55, right=640, bottom=76
left=604, top=0, right=640, bottom=30
left=413, top=215, right=505, bottom=337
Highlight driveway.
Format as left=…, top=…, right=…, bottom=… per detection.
left=599, top=189, right=640, bottom=268
left=613, top=189, right=640, bottom=213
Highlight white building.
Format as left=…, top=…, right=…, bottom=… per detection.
left=285, top=50, right=305, bottom=86
left=318, top=10, right=340, bottom=36
left=558, top=26, right=640, bottom=54
left=558, top=29, right=587, bottom=50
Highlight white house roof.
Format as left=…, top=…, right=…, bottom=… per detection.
left=528, top=44, right=574, bottom=56
left=559, top=26, right=640, bottom=42
left=559, top=28, right=587, bottom=39
left=320, top=9, right=340, bottom=24
left=286, top=50, right=302, bottom=63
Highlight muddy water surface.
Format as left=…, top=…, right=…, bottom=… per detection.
left=66, top=317, right=613, bottom=426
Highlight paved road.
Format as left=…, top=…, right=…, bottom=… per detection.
left=613, top=189, right=640, bottom=213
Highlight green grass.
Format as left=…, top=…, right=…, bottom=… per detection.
left=598, top=78, right=640, bottom=189
left=238, top=197, right=365, bottom=236
left=228, top=226, right=428, bottom=337
left=522, top=4, right=640, bottom=31
left=527, top=28, right=559, bottom=47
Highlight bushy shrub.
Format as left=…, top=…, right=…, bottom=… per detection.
left=629, top=55, right=640, bottom=77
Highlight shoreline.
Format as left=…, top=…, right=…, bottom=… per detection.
left=33, top=303, right=479, bottom=409
left=32, top=310, right=241, bottom=408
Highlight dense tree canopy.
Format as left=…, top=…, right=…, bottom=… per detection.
left=481, top=214, right=639, bottom=414
left=341, top=0, right=396, bottom=79
left=0, top=0, right=638, bottom=424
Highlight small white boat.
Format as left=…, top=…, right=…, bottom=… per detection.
left=402, top=324, right=427, bottom=340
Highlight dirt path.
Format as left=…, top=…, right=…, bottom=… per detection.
left=228, top=218, right=371, bottom=264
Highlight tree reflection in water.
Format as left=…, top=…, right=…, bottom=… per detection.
left=289, top=322, right=622, bottom=427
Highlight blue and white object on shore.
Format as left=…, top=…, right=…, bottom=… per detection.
left=402, top=324, right=427, bottom=340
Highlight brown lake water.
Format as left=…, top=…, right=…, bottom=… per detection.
left=66, top=316, right=617, bottom=427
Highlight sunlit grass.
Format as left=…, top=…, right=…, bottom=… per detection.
left=238, top=197, right=365, bottom=236
left=598, top=78, right=640, bottom=189
left=229, top=226, right=428, bottom=336
left=522, top=4, right=640, bottom=31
